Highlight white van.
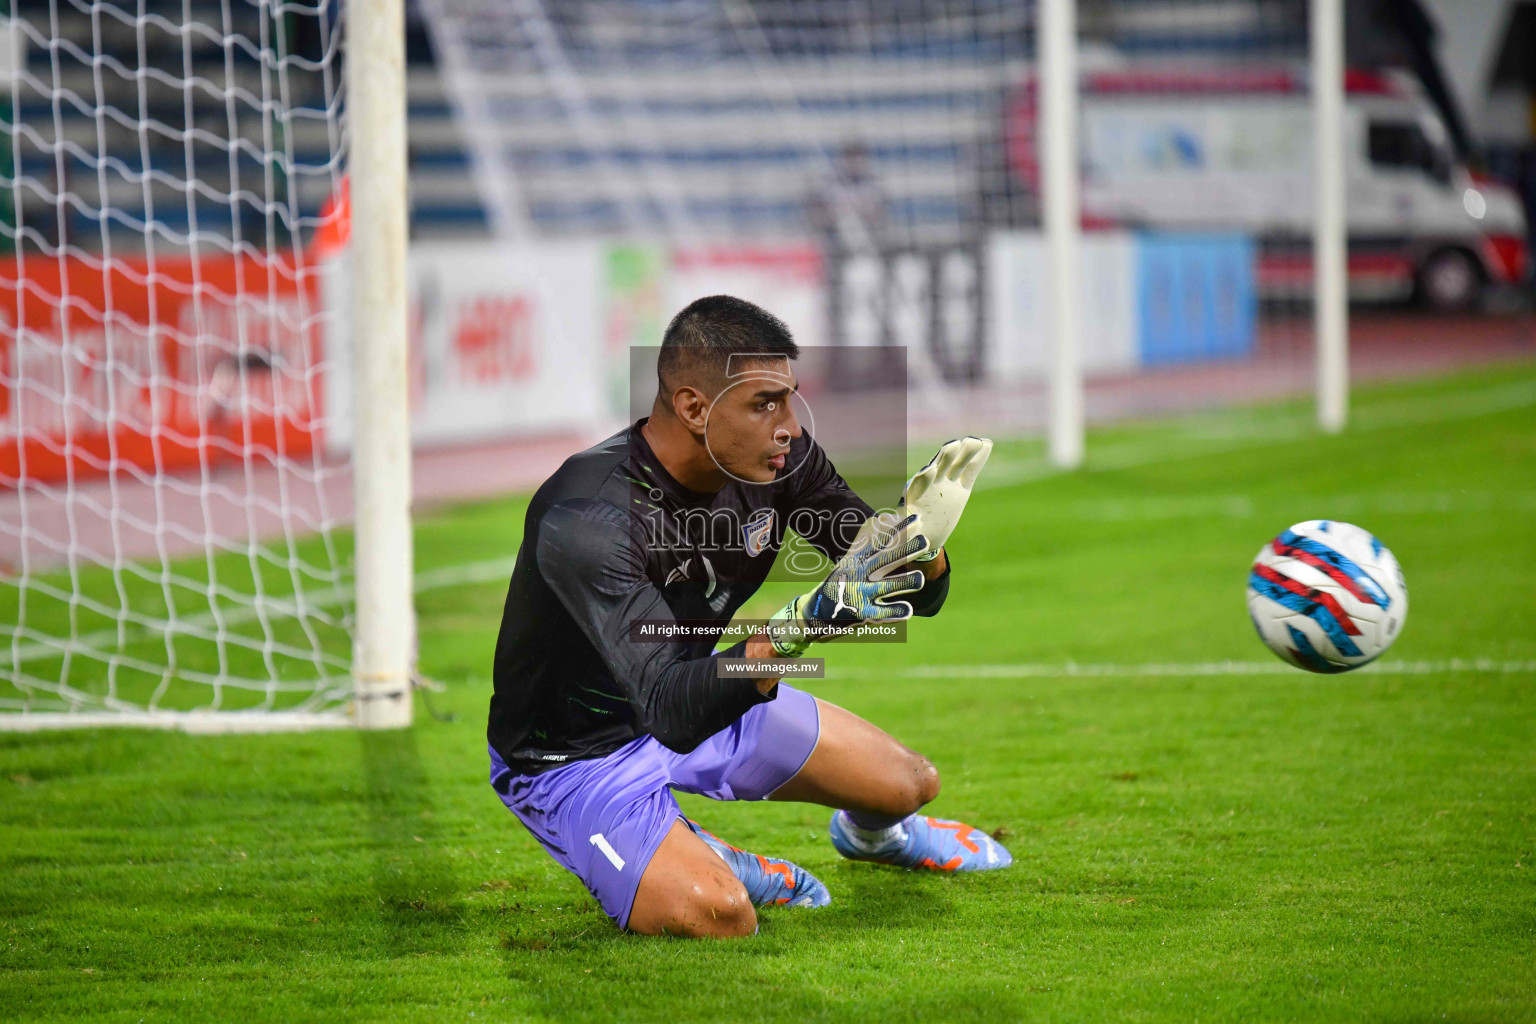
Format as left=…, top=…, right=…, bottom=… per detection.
left=1057, top=67, right=1528, bottom=309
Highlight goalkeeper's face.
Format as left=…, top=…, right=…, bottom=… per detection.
left=704, top=356, right=803, bottom=485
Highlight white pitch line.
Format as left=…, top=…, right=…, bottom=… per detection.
left=413, top=556, right=517, bottom=591
left=832, top=658, right=1536, bottom=679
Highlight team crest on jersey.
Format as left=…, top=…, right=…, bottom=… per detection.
left=742, top=510, right=775, bottom=557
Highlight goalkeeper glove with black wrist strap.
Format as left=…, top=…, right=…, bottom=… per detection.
left=766, top=513, right=928, bottom=657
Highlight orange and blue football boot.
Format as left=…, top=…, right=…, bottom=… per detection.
left=684, top=819, right=832, bottom=908
left=828, top=810, right=1012, bottom=872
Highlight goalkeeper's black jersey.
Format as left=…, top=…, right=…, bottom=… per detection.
left=487, top=420, right=877, bottom=776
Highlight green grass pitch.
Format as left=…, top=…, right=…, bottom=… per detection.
left=3, top=362, right=1535, bottom=1022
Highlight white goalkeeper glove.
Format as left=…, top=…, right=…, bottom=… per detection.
left=765, top=512, right=929, bottom=657
left=899, top=436, right=993, bottom=561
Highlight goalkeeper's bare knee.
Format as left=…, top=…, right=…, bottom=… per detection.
left=902, top=752, right=942, bottom=814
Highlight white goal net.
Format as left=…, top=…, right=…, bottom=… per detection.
left=0, top=0, right=385, bottom=730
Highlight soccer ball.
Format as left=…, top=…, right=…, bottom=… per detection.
left=1246, top=520, right=1408, bottom=673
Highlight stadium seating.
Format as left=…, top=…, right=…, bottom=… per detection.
left=2, top=0, right=1310, bottom=247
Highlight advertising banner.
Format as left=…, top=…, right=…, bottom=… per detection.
left=325, top=241, right=607, bottom=452
left=1136, top=234, right=1257, bottom=366
left=986, top=231, right=1138, bottom=382
left=986, top=230, right=1256, bottom=381
left=0, top=254, right=325, bottom=484
left=603, top=243, right=826, bottom=420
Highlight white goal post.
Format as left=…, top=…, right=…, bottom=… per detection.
left=1312, top=0, right=1349, bottom=434
left=347, top=0, right=413, bottom=730
left=1040, top=0, right=1084, bottom=471
left=0, top=0, right=412, bottom=731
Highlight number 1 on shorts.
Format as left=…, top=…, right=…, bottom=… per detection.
left=590, top=833, right=625, bottom=870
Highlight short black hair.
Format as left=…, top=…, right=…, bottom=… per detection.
left=657, top=295, right=799, bottom=399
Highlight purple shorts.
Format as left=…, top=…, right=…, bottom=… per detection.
left=488, top=683, right=820, bottom=930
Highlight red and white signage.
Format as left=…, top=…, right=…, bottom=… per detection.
left=3, top=240, right=831, bottom=482
left=0, top=254, right=325, bottom=485
left=323, top=241, right=606, bottom=453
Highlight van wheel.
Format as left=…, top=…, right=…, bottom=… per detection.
left=1418, top=249, right=1482, bottom=311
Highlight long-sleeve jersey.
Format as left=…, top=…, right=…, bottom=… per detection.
left=487, top=420, right=950, bottom=775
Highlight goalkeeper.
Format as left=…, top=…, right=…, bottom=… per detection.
left=487, top=295, right=1010, bottom=939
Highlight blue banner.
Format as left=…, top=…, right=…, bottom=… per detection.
left=1136, top=233, right=1256, bottom=366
